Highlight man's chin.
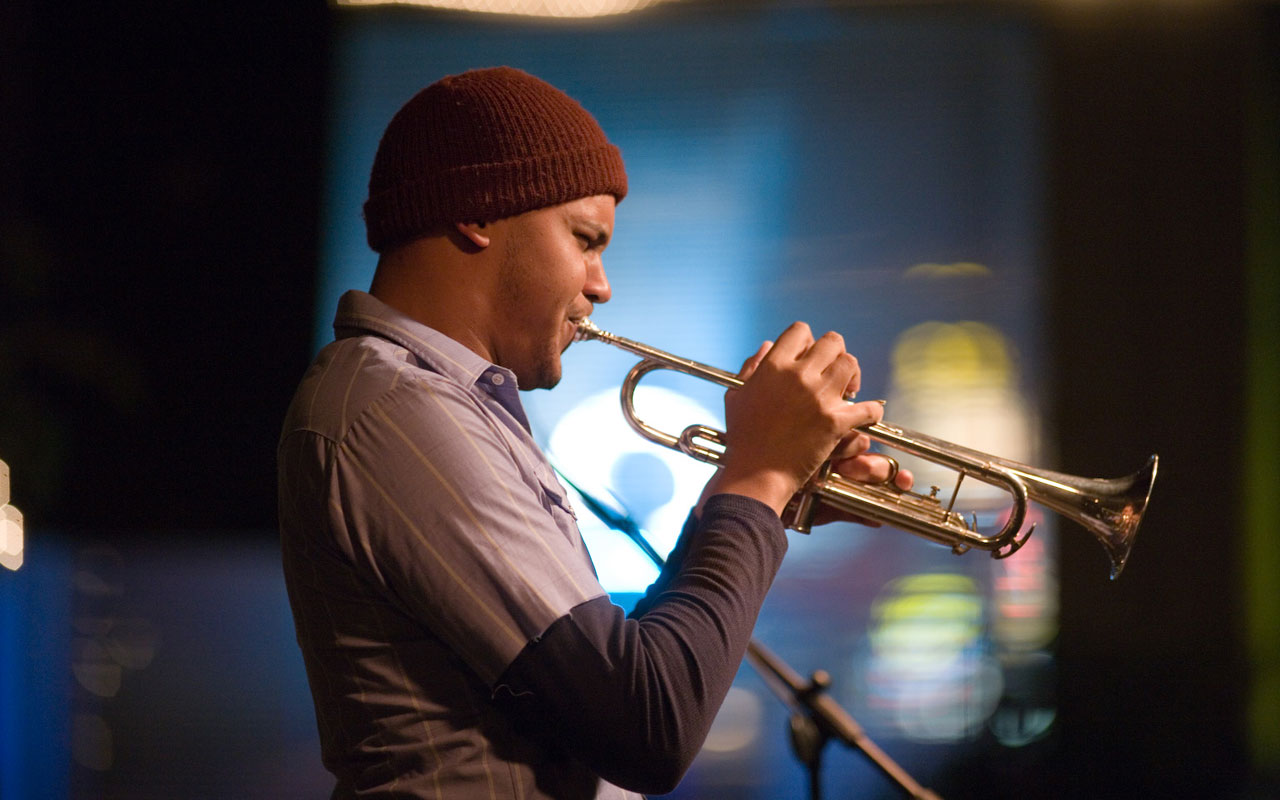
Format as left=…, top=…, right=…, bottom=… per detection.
left=525, top=361, right=562, bottom=391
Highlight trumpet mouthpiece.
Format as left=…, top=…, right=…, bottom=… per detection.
left=574, top=318, right=604, bottom=342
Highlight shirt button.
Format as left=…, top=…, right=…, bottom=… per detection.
left=490, top=373, right=505, bottom=386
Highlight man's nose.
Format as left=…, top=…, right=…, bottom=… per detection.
left=584, top=260, right=611, bottom=304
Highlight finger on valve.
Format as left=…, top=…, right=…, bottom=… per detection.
left=833, top=453, right=914, bottom=490
left=737, top=341, right=772, bottom=381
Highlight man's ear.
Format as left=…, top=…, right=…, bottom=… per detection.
left=454, top=221, right=491, bottom=249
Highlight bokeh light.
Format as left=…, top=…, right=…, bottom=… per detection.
left=334, top=0, right=683, bottom=19
left=548, top=385, right=718, bottom=591
left=861, top=573, right=1004, bottom=742
left=0, top=459, right=23, bottom=572
left=886, top=319, right=1039, bottom=509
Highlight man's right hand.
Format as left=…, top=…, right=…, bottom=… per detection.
left=698, top=322, right=887, bottom=517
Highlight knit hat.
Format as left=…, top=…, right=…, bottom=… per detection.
left=363, top=66, right=628, bottom=253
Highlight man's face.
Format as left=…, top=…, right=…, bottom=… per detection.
left=492, top=194, right=614, bottom=390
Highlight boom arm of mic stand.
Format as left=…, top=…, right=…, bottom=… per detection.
left=744, top=638, right=942, bottom=800
left=552, top=466, right=942, bottom=800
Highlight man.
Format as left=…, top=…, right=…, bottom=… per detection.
left=278, top=66, right=907, bottom=799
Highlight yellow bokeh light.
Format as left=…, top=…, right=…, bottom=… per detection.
left=886, top=321, right=1037, bottom=504
left=891, top=320, right=1016, bottom=395
left=903, top=261, right=994, bottom=280
left=0, top=459, right=22, bottom=572
left=863, top=572, right=1004, bottom=741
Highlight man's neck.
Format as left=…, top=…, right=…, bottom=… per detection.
left=369, top=236, right=500, bottom=363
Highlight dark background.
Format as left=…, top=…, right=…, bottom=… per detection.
left=2, top=1, right=1277, bottom=798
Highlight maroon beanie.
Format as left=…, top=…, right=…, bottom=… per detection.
left=363, top=67, right=628, bottom=253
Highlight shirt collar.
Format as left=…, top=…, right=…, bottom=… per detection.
left=331, top=289, right=519, bottom=394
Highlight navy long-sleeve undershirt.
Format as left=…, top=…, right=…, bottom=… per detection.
left=493, top=493, right=787, bottom=795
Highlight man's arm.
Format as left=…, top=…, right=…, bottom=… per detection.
left=494, top=493, right=784, bottom=795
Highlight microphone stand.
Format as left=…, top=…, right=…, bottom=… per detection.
left=555, top=469, right=942, bottom=800
left=744, top=639, right=942, bottom=800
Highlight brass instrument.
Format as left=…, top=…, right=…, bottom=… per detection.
left=575, top=319, right=1158, bottom=579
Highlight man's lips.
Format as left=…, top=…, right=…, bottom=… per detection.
left=561, top=317, right=581, bottom=352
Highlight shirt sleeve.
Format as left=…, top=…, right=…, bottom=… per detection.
left=326, top=374, right=607, bottom=685
left=491, top=493, right=787, bottom=795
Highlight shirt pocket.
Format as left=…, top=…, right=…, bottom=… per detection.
left=534, top=465, right=578, bottom=522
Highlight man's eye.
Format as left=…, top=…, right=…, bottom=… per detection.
left=575, top=229, right=608, bottom=252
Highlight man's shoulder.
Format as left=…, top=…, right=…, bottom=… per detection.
left=281, top=334, right=477, bottom=444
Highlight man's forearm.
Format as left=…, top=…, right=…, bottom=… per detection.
left=492, top=494, right=786, bottom=794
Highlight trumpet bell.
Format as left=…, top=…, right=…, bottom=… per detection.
left=1017, top=453, right=1159, bottom=580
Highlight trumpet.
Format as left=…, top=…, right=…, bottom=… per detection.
left=574, top=319, right=1158, bottom=580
